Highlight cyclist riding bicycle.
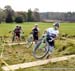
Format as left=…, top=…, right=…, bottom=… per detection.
left=45, top=22, right=60, bottom=59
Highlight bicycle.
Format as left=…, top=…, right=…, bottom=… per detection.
left=33, top=34, right=55, bottom=59
left=11, top=33, right=33, bottom=48
left=0, top=32, right=32, bottom=48
left=10, top=32, right=33, bottom=48
left=25, top=33, right=33, bottom=48
left=8, top=31, right=26, bottom=42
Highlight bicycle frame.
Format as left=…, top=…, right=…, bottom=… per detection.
left=39, top=36, right=47, bottom=48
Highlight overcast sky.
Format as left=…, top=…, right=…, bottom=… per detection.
left=0, top=0, right=75, bottom=12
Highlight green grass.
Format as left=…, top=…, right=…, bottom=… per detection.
left=0, top=22, right=75, bottom=36
left=0, top=22, right=52, bottom=36
left=0, top=22, right=75, bottom=71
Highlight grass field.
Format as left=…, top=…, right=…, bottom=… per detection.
left=0, top=22, right=75, bottom=71
left=0, top=22, right=75, bottom=36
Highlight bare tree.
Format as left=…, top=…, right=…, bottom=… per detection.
left=33, top=8, right=40, bottom=22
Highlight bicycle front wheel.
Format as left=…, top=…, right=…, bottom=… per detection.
left=33, top=41, right=48, bottom=59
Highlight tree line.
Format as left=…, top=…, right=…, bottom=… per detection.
left=0, top=5, right=75, bottom=23
left=40, top=12, right=75, bottom=22
left=0, top=5, right=40, bottom=23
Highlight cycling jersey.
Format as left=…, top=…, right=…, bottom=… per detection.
left=32, top=27, right=39, bottom=40
left=46, top=28, right=59, bottom=46
left=46, top=28, right=59, bottom=37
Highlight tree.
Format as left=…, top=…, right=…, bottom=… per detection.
left=4, top=5, right=14, bottom=23
left=33, top=8, right=40, bottom=22
left=5, top=13, right=13, bottom=23
left=0, top=8, right=3, bottom=23
left=16, top=11, right=27, bottom=22
left=0, top=8, right=6, bottom=23
left=64, top=12, right=75, bottom=22
left=27, top=9, right=33, bottom=22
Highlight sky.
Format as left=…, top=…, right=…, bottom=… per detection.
left=0, top=0, right=75, bottom=12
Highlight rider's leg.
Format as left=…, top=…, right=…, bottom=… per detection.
left=46, top=40, right=54, bottom=59
left=33, top=35, right=38, bottom=47
left=18, top=35, right=21, bottom=41
left=46, top=46, right=54, bottom=59
left=12, top=34, right=15, bottom=42
left=16, top=33, right=20, bottom=42
left=33, top=40, right=37, bottom=48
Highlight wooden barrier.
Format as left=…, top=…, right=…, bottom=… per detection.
left=5, top=42, right=26, bottom=46
left=0, top=58, right=14, bottom=71
left=2, top=55, right=75, bottom=71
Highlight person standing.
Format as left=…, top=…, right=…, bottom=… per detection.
left=32, top=24, right=40, bottom=45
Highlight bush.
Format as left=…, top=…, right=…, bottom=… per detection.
left=15, top=16, right=23, bottom=23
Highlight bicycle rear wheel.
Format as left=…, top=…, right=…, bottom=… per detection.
left=25, top=35, right=33, bottom=48
left=26, top=41, right=33, bottom=48
left=33, top=41, right=48, bottom=59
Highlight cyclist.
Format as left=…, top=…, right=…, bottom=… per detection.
left=19, top=26, right=24, bottom=40
left=12, top=26, right=22, bottom=42
left=45, top=22, right=60, bottom=59
left=32, top=24, right=40, bottom=45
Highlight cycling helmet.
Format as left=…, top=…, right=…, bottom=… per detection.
left=53, top=22, right=60, bottom=27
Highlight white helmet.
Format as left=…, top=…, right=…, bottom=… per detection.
left=53, top=22, right=60, bottom=27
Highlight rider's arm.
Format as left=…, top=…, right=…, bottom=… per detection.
left=53, top=35, right=58, bottom=40
left=38, top=28, right=40, bottom=36
left=54, top=31, right=59, bottom=40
